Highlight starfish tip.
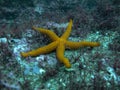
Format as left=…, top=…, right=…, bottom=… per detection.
left=20, top=52, right=28, bottom=57
left=63, top=58, right=71, bottom=68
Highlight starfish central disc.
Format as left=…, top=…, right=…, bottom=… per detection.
left=59, top=39, right=66, bottom=44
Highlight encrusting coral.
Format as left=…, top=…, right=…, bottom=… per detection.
left=21, top=19, right=100, bottom=68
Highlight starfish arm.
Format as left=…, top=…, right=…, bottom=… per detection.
left=21, top=41, right=58, bottom=57
left=61, top=19, right=73, bottom=40
left=32, top=26, right=59, bottom=41
left=56, top=43, right=71, bottom=68
left=66, top=41, right=100, bottom=49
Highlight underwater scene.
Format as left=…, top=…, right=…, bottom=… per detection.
left=0, top=0, right=120, bottom=90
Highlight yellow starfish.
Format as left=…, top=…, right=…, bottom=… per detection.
left=21, top=19, right=100, bottom=68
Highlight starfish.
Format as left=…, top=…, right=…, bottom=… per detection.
left=21, top=19, right=100, bottom=68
